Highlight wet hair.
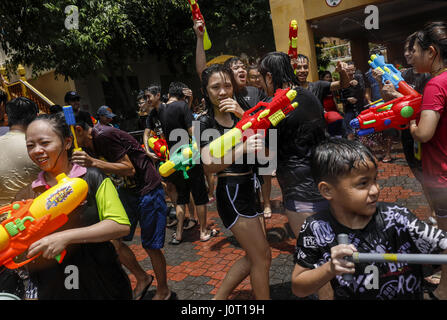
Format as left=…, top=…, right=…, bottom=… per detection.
left=168, top=82, right=188, bottom=99
left=160, top=94, right=169, bottom=103
left=248, top=64, right=259, bottom=72
left=49, top=104, right=63, bottom=114
left=31, top=112, right=73, bottom=156
left=414, top=21, right=447, bottom=64
left=258, top=52, right=299, bottom=91
left=200, top=64, right=236, bottom=117
left=369, top=48, right=382, bottom=56
left=296, top=54, right=309, bottom=63
left=144, top=84, right=161, bottom=96
left=223, top=57, right=244, bottom=69
left=311, top=138, right=377, bottom=185
left=5, top=97, right=38, bottom=127
left=319, top=70, right=332, bottom=80
left=136, top=90, right=145, bottom=101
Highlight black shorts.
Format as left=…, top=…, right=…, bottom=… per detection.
left=216, top=174, right=263, bottom=229
left=167, top=164, right=209, bottom=205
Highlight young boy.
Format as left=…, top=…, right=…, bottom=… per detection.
left=292, top=138, right=447, bottom=300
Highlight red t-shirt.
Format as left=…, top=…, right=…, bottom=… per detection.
left=322, top=94, right=337, bottom=112
left=421, top=71, right=447, bottom=187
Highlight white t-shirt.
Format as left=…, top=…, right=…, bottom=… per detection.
left=0, top=130, right=39, bottom=206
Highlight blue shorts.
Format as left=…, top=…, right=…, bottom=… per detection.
left=119, top=185, right=167, bottom=249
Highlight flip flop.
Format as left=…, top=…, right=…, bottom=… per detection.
left=166, top=216, right=178, bottom=228
left=200, top=229, right=219, bottom=242
left=183, top=218, right=198, bottom=230
left=133, top=275, right=154, bottom=300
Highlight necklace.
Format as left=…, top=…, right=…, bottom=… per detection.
left=432, top=67, right=447, bottom=77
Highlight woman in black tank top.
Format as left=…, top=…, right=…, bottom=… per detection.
left=198, top=64, right=271, bottom=300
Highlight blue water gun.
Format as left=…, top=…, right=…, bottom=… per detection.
left=368, top=54, right=415, bottom=96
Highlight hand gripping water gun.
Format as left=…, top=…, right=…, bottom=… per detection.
left=159, top=138, right=200, bottom=179
left=338, top=233, right=447, bottom=282
left=188, top=0, right=212, bottom=51
left=0, top=173, right=88, bottom=269
left=148, top=136, right=169, bottom=162
left=288, top=20, right=298, bottom=74
left=368, top=54, right=415, bottom=96
left=63, top=105, right=82, bottom=152
left=209, top=88, right=298, bottom=158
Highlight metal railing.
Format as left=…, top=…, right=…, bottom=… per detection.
left=0, top=65, right=54, bottom=113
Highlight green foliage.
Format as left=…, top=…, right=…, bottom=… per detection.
left=0, top=0, right=275, bottom=113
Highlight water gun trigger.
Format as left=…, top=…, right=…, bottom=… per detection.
left=5, top=248, right=66, bottom=269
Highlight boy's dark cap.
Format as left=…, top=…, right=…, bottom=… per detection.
left=64, top=91, right=80, bottom=102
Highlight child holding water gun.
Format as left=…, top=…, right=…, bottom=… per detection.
left=15, top=113, right=131, bottom=299
left=199, top=64, right=271, bottom=300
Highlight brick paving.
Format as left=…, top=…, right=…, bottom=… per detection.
left=126, top=143, right=432, bottom=300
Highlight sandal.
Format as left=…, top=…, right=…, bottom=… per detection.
left=166, top=216, right=178, bottom=228
left=200, top=229, right=219, bottom=242
left=183, top=218, right=198, bottom=230
left=133, top=275, right=154, bottom=300
left=427, top=292, right=440, bottom=300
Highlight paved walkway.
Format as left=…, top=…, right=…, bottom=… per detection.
left=126, top=143, right=432, bottom=300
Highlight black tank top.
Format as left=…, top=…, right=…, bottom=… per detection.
left=198, top=112, right=252, bottom=175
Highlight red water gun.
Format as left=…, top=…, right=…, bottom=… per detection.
left=148, top=136, right=169, bottom=162
left=350, top=94, right=422, bottom=136
left=350, top=57, right=422, bottom=136
left=0, top=173, right=88, bottom=269
left=187, top=0, right=212, bottom=50
left=288, top=20, right=298, bottom=74
left=209, top=88, right=298, bottom=158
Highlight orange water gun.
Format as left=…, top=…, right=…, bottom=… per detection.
left=0, top=173, right=88, bottom=269
left=187, top=0, right=212, bottom=50
left=288, top=20, right=298, bottom=74
left=148, top=136, right=169, bottom=162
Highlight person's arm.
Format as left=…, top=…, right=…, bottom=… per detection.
left=194, top=19, right=207, bottom=80
left=292, top=262, right=335, bottom=297
left=71, top=151, right=136, bottom=177
left=365, top=87, right=372, bottom=104
left=143, top=128, right=153, bottom=154
left=292, top=243, right=357, bottom=297
left=330, top=61, right=350, bottom=91
left=27, top=219, right=129, bottom=260
left=410, top=110, right=440, bottom=143
left=201, top=134, right=265, bottom=174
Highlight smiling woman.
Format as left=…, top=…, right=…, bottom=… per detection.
left=198, top=64, right=271, bottom=300
left=15, top=113, right=132, bottom=300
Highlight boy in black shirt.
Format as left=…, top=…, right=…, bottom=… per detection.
left=292, top=138, right=447, bottom=300
left=160, top=82, right=216, bottom=244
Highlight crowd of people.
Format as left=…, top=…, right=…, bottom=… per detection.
left=0, top=19, right=446, bottom=301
